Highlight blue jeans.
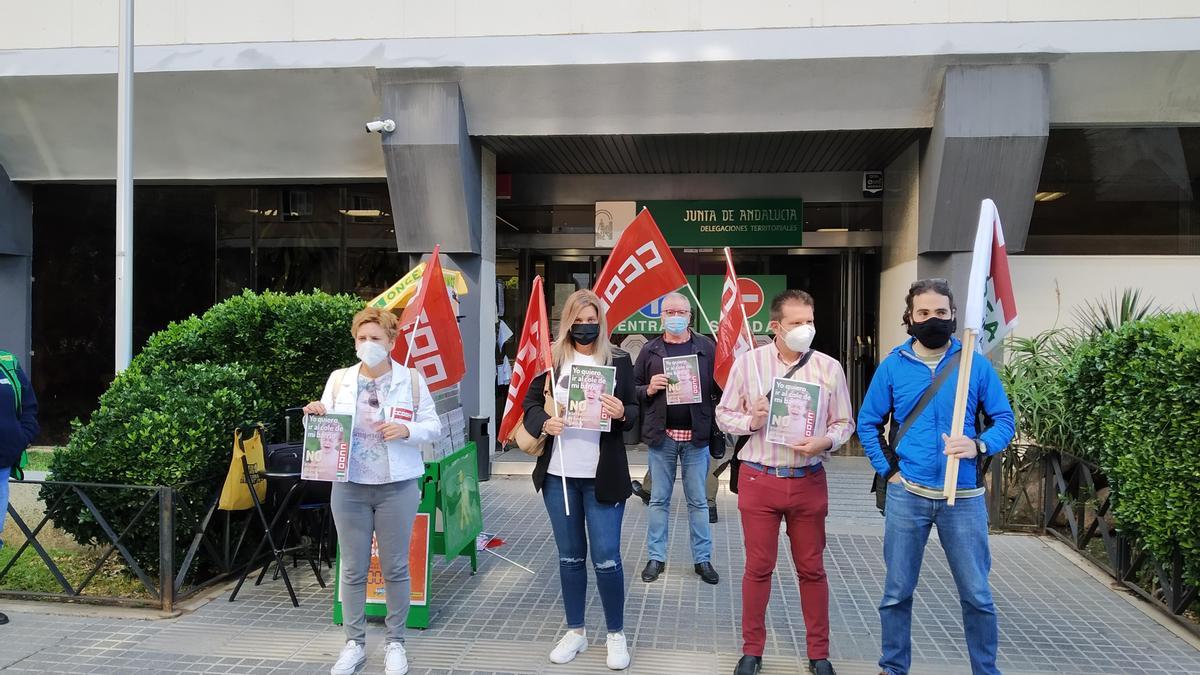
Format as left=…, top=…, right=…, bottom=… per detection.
left=879, top=481, right=999, bottom=675
left=542, top=474, right=626, bottom=633
left=646, top=438, right=712, bottom=563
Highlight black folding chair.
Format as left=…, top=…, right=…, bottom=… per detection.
left=227, top=424, right=302, bottom=607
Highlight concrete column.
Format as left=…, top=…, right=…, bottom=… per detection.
left=878, top=141, right=921, bottom=360
left=0, top=164, right=33, bottom=369
left=448, top=148, right=497, bottom=453
left=917, top=63, right=1050, bottom=302
left=378, top=68, right=481, bottom=255
left=378, top=69, right=495, bottom=441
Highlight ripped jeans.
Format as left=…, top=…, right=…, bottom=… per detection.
left=542, top=474, right=626, bottom=633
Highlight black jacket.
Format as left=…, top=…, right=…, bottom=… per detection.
left=0, top=357, right=38, bottom=468
left=522, top=349, right=638, bottom=504
left=633, top=333, right=721, bottom=449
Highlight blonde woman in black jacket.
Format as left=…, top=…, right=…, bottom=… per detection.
left=522, top=289, right=638, bottom=670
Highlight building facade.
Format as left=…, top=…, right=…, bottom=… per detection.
left=1, top=2, right=1198, bottom=442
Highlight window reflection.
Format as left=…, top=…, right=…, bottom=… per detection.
left=35, top=182, right=407, bottom=441
left=1029, top=127, right=1199, bottom=255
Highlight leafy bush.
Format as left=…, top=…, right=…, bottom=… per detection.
left=133, top=290, right=362, bottom=435
left=1000, top=328, right=1082, bottom=453
left=44, top=290, right=363, bottom=571
left=1063, top=312, right=1200, bottom=588
left=1072, top=288, right=1163, bottom=337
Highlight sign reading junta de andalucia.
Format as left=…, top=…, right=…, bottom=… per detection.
left=595, top=199, right=804, bottom=248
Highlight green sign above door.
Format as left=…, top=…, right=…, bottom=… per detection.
left=638, top=199, right=804, bottom=248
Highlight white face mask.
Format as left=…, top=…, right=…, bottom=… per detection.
left=356, top=341, right=390, bottom=368
left=783, top=324, right=816, bottom=353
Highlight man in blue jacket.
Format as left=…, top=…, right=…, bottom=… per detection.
left=857, top=279, right=1014, bottom=675
left=1, top=349, right=40, bottom=627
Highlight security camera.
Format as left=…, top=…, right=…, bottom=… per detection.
left=365, top=119, right=396, bottom=134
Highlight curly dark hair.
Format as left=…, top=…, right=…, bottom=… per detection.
left=903, top=278, right=956, bottom=326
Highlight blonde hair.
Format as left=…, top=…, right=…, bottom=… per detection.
left=351, top=307, right=400, bottom=341
left=552, top=289, right=613, bottom=367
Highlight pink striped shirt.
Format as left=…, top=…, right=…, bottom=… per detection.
left=715, top=342, right=855, bottom=468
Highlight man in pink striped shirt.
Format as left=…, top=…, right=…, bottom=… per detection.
left=716, top=289, right=856, bottom=675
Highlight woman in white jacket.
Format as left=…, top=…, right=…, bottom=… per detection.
left=303, top=307, right=441, bottom=675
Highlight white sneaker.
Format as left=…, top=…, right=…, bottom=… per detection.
left=606, top=631, right=630, bottom=670
left=384, top=642, right=409, bottom=675
left=549, top=629, right=588, bottom=664
left=329, top=641, right=366, bottom=675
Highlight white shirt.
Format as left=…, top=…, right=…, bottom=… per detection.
left=319, top=360, right=441, bottom=483
left=548, top=351, right=602, bottom=479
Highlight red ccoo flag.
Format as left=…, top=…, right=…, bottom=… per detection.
left=392, top=246, right=466, bottom=391
left=498, top=276, right=555, bottom=442
left=592, top=209, right=687, bottom=329
left=714, top=247, right=755, bottom=389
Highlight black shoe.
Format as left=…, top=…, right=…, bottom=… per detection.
left=809, top=659, right=836, bottom=675
left=640, top=560, right=664, bottom=582
left=631, top=480, right=651, bottom=506
left=694, top=562, right=719, bottom=585
left=733, top=655, right=761, bottom=675
left=708, top=505, right=718, bottom=523
left=0, top=611, right=8, bottom=625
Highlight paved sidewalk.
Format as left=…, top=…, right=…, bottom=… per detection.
left=2, top=459, right=1198, bottom=674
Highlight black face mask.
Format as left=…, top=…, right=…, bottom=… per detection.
left=570, top=324, right=600, bottom=346
left=907, top=317, right=956, bottom=349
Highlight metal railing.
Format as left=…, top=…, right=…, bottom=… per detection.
left=1, top=476, right=262, bottom=611
left=1038, top=450, right=1198, bottom=636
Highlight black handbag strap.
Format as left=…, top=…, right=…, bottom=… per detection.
left=733, top=349, right=816, bottom=453
left=890, top=361, right=959, bottom=455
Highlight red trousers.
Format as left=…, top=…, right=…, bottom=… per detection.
left=736, top=463, right=830, bottom=659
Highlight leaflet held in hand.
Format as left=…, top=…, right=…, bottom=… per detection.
left=565, top=364, right=617, bottom=432
left=663, top=354, right=702, bottom=406
left=765, top=377, right=825, bottom=447
left=301, top=413, right=354, bottom=482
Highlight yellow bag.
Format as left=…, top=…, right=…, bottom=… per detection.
left=219, top=427, right=268, bottom=511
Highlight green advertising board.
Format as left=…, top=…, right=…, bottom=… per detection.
left=613, top=275, right=785, bottom=335
left=639, top=199, right=803, bottom=248
left=439, top=447, right=482, bottom=563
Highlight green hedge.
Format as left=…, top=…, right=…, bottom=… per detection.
left=1064, top=312, right=1200, bottom=588
left=44, top=290, right=363, bottom=572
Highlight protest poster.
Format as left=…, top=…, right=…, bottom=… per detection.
left=663, top=354, right=702, bottom=406
left=565, top=364, right=616, bottom=432
left=765, top=377, right=825, bottom=447
left=301, top=413, right=354, bottom=482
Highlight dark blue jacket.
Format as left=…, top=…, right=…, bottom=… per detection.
left=633, top=332, right=720, bottom=449
left=1, top=358, right=39, bottom=468
left=857, top=337, right=1015, bottom=491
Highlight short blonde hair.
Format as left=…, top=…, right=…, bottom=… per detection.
left=552, top=289, right=613, bottom=367
left=351, top=307, right=400, bottom=341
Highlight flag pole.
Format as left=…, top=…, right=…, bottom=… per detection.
left=723, top=247, right=766, bottom=397
left=546, top=363, right=570, bottom=516
left=942, top=329, right=978, bottom=505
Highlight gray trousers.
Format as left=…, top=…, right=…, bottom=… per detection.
left=332, top=479, right=420, bottom=644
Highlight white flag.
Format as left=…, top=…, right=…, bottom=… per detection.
left=964, top=199, right=1019, bottom=354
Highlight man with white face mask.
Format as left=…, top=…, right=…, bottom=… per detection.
left=632, top=292, right=722, bottom=586
left=716, top=290, right=855, bottom=675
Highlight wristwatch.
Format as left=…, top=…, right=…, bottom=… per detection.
left=975, top=439, right=987, bottom=455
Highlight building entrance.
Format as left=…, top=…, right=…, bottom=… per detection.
left=496, top=247, right=879, bottom=417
